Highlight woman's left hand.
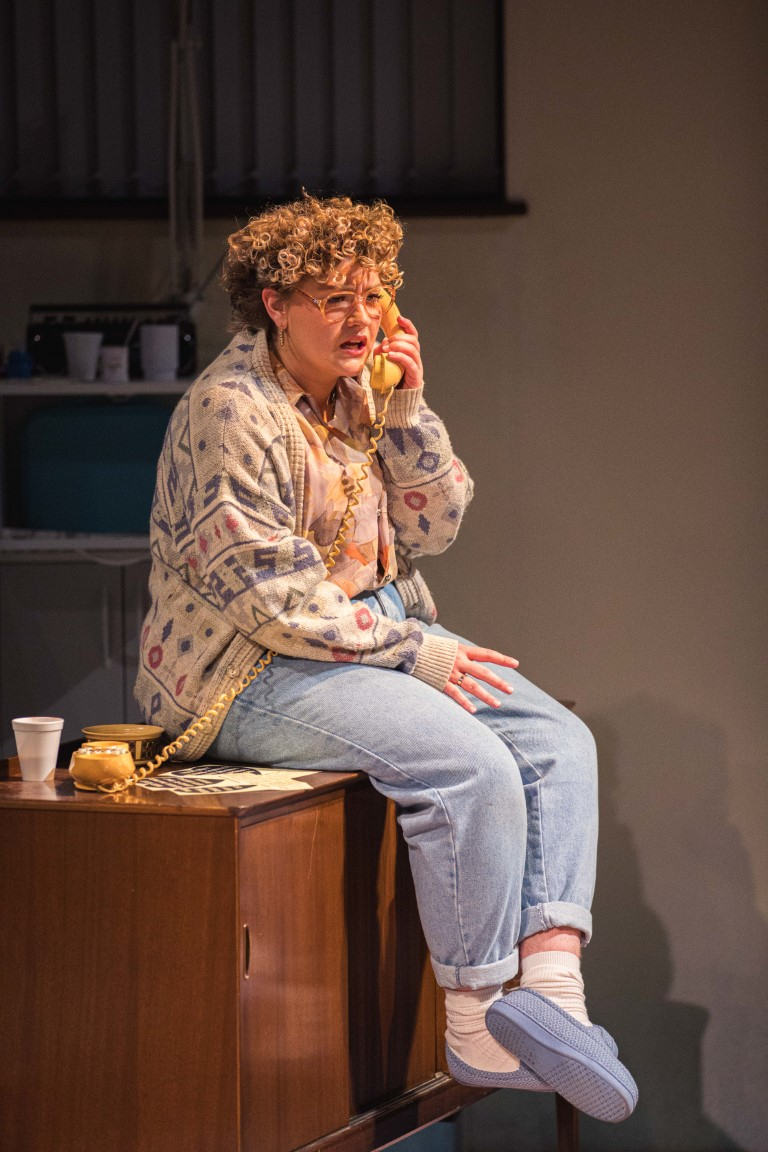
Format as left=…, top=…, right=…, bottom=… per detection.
left=444, top=644, right=518, bottom=713
left=375, top=314, right=424, bottom=390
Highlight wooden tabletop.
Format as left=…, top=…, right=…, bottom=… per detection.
left=0, top=759, right=367, bottom=820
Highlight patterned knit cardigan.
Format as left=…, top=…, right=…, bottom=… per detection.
left=134, top=328, right=474, bottom=759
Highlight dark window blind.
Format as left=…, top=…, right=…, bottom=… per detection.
left=1, top=0, right=515, bottom=215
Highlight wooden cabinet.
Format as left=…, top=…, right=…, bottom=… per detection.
left=0, top=766, right=491, bottom=1152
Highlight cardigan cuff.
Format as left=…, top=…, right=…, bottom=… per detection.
left=379, top=384, right=424, bottom=428
left=412, top=633, right=458, bottom=692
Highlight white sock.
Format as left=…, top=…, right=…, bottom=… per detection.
left=444, top=986, right=521, bottom=1073
left=520, top=950, right=591, bottom=1026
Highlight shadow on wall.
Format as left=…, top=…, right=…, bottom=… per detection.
left=578, top=705, right=747, bottom=1151
left=458, top=697, right=754, bottom=1152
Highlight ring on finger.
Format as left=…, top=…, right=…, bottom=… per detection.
left=456, top=673, right=466, bottom=687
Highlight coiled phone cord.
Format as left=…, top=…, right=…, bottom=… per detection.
left=96, top=384, right=395, bottom=793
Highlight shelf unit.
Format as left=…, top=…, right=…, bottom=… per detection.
left=0, top=378, right=189, bottom=752
left=0, top=530, right=150, bottom=560
left=0, top=378, right=190, bottom=398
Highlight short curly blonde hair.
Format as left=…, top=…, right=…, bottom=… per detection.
left=221, top=193, right=404, bottom=331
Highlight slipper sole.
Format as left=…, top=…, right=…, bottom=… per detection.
left=487, top=993, right=638, bottom=1123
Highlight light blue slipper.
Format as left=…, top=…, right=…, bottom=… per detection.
left=486, top=989, right=638, bottom=1123
left=591, top=1024, right=619, bottom=1058
left=446, top=1044, right=552, bottom=1091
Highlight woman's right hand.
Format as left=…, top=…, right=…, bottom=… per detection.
left=444, top=644, right=519, bottom=713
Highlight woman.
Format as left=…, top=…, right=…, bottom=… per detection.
left=136, top=194, right=637, bottom=1122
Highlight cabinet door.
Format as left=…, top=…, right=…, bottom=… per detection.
left=0, top=562, right=124, bottom=756
left=344, top=786, right=440, bottom=1109
left=0, top=807, right=240, bottom=1152
left=238, top=786, right=442, bottom=1152
left=239, top=797, right=351, bottom=1151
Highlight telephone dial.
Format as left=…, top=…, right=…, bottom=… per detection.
left=71, top=291, right=405, bottom=792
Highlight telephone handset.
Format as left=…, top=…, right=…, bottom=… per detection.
left=71, top=289, right=405, bottom=793
left=370, top=289, right=404, bottom=392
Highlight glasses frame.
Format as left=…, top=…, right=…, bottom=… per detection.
left=293, top=285, right=396, bottom=324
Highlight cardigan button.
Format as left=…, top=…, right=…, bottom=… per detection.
left=227, top=665, right=239, bottom=677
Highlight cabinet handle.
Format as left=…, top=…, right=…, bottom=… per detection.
left=243, top=924, right=251, bottom=979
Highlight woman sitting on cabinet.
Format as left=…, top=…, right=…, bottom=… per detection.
left=136, top=193, right=637, bottom=1124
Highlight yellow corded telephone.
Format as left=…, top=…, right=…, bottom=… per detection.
left=370, top=291, right=404, bottom=393
left=71, top=290, right=404, bottom=792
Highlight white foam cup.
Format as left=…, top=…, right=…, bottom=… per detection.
left=63, top=332, right=103, bottom=381
left=99, top=345, right=130, bottom=383
left=12, top=716, right=65, bottom=781
left=139, top=324, right=179, bottom=381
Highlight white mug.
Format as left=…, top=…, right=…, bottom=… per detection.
left=63, top=332, right=103, bottom=381
left=140, top=324, right=179, bottom=381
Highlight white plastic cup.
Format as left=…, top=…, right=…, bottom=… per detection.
left=139, top=324, right=179, bottom=381
left=12, top=716, right=65, bottom=782
left=99, top=345, right=130, bottom=383
left=63, top=332, right=103, bottom=381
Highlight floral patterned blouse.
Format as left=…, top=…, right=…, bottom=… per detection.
left=271, top=351, right=398, bottom=597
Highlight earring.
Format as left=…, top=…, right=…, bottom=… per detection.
left=279, top=325, right=286, bottom=348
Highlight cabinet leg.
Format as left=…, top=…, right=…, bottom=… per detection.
left=555, top=1093, right=579, bottom=1152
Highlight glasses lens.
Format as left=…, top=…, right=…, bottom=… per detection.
left=321, top=290, right=386, bottom=322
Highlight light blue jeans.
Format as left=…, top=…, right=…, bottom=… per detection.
left=210, top=584, right=598, bottom=990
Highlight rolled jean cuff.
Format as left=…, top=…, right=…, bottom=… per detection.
left=518, top=901, right=593, bottom=946
left=431, top=948, right=519, bottom=991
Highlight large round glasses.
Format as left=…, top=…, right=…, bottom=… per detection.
left=293, top=286, right=395, bottom=324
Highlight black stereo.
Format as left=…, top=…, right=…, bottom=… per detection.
left=25, top=302, right=196, bottom=379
